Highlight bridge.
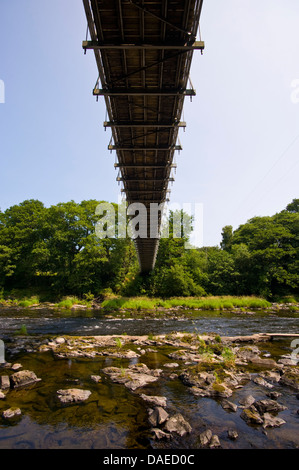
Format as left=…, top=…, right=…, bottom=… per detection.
left=82, top=0, right=204, bottom=272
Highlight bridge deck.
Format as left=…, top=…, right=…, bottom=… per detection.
left=83, top=0, right=204, bottom=272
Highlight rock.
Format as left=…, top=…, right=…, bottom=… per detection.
left=148, top=407, right=169, bottom=427
left=209, top=434, right=221, bottom=448
left=249, top=357, right=280, bottom=368
left=164, top=363, right=179, bottom=368
left=199, top=429, right=213, bottom=446
left=254, top=399, right=287, bottom=414
left=266, top=391, right=282, bottom=400
left=239, top=395, right=255, bottom=408
left=240, top=407, right=264, bottom=425
left=55, top=337, right=65, bottom=345
left=56, top=388, right=91, bottom=404
left=280, top=367, right=299, bottom=390
left=90, top=375, right=101, bottom=383
left=221, top=399, right=238, bottom=412
left=11, top=363, right=22, bottom=371
left=102, top=364, right=161, bottom=391
left=140, top=394, right=167, bottom=408
left=151, top=428, right=171, bottom=440
left=228, top=430, right=238, bottom=440
left=0, top=391, right=5, bottom=399
left=252, top=376, right=273, bottom=389
left=2, top=407, right=21, bottom=419
left=10, top=370, right=41, bottom=389
left=263, top=412, right=286, bottom=428
left=0, top=375, right=10, bottom=390
left=164, top=413, right=192, bottom=436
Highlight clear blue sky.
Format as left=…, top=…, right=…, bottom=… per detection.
left=1, top=0, right=298, bottom=246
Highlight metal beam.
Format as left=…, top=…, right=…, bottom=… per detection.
left=114, top=164, right=177, bottom=169
left=117, top=178, right=175, bottom=182
left=109, top=144, right=182, bottom=151
left=104, top=121, right=186, bottom=128
left=83, top=40, right=205, bottom=51
left=94, top=88, right=196, bottom=97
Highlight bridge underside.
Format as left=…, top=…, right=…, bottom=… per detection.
left=83, top=0, right=204, bottom=272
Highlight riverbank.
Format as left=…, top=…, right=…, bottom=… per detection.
left=1, top=330, right=299, bottom=449
left=1, top=295, right=299, bottom=315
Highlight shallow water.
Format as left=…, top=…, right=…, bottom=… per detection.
left=0, top=308, right=298, bottom=449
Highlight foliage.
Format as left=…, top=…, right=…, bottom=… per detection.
left=0, top=198, right=298, bottom=300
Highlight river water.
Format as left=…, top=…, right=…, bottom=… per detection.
left=0, top=307, right=298, bottom=450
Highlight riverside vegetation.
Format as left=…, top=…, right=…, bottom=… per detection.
left=0, top=198, right=298, bottom=304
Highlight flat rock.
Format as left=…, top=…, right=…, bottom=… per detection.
left=140, top=394, right=167, bottom=408
left=10, top=370, right=41, bottom=389
left=90, top=375, right=101, bottom=383
left=239, top=395, right=255, bottom=408
left=151, top=428, right=171, bottom=440
left=57, top=388, right=91, bottom=404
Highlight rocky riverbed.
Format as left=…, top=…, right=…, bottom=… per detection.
left=0, top=331, right=299, bottom=449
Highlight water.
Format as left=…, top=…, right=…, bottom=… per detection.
left=0, top=307, right=298, bottom=450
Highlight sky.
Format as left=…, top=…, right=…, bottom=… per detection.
left=0, top=0, right=298, bottom=247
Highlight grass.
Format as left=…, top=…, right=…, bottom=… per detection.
left=101, top=295, right=271, bottom=311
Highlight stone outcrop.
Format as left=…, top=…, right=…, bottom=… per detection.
left=102, top=363, right=162, bottom=391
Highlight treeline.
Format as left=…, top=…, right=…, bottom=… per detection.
left=0, top=198, right=298, bottom=300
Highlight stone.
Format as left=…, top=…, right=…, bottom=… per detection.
left=199, top=429, right=213, bottom=446
left=164, top=413, right=192, bottom=436
left=240, top=407, right=263, bottom=425
left=221, top=399, right=238, bottom=412
left=151, top=428, right=171, bottom=440
left=252, top=376, right=273, bottom=389
left=239, top=395, right=255, bottom=408
left=0, top=390, right=5, bottom=399
left=266, top=391, right=282, bottom=400
left=254, top=399, right=287, bottom=414
left=140, top=394, right=167, bottom=408
left=11, top=363, right=22, bottom=371
left=2, top=407, right=21, bottom=419
left=0, top=375, right=10, bottom=390
left=90, top=375, right=101, bottom=383
left=102, top=364, right=161, bottom=391
left=55, top=337, right=65, bottom=345
left=10, top=370, right=41, bottom=389
left=263, top=412, right=286, bottom=428
left=164, top=363, right=179, bottom=368
left=209, top=434, right=221, bottom=448
left=57, top=388, right=91, bottom=404
left=228, top=430, right=238, bottom=440
left=148, top=407, right=169, bottom=427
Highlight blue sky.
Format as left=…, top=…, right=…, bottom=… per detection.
left=0, top=0, right=298, bottom=246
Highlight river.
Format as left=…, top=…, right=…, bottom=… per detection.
left=0, top=307, right=298, bottom=450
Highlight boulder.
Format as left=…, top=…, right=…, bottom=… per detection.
left=56, top=388, right=91, bottom=404
left=240, top=407, right=263, bottom=425
left=199, top=429, right=212, bottom=446
left=239, top=395, right=255, bottom=408
left=254, top=399, right=287, bottom=414
left=10, top=370, right=41, bottom=389
left=148, top=407, right=169, bottom=427
left=252, top=376, right=273, bottom=389
left=164, top=413, right=192, bottom=436
left=263, top=412, right=286, bottom=428
left=2, top=407, right=21, bottom=419
left=90, top=375, right=101, bottom=383
left=102, top=364, right=162, bottom=391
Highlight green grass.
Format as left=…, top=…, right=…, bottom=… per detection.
left=101, top=295, right=271, bottom=311
left=17, top=296, right=40, bottom=307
